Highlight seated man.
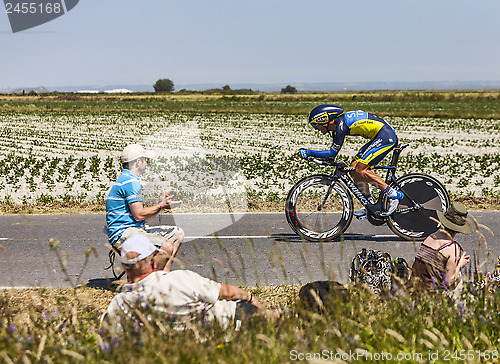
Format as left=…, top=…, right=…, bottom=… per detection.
left=105, top=235, right=268, bottom=329
left=106, top=143, right=184, bottom=271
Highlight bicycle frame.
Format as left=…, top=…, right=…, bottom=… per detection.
left=311, top=144, right=420, bottom=216
left=288, top=143, right=450, bottom=241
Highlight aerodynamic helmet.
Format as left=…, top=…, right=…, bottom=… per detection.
left=308, top=104, right=344, bottom=129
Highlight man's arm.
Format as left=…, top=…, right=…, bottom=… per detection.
left=218, top=284, right=263, bottom=309
left=129, top=190, right=182, bottom=223
left=129, top=201, right=162, bottom=223
left=306, top=146, right=339, bottom=159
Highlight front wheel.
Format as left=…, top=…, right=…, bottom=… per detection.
left=285, top=174, right=353, bottom=242
left=386, top=173, right=450, bottom=241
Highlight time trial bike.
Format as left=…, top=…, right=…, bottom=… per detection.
left=285, top=144, right=450, bottom=242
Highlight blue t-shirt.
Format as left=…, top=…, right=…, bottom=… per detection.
left=106, top=169, right=145, bottom=244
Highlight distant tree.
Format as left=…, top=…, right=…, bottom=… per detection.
left=153, top=78, right=175, bottom=92
left=281, top=85, right=297, bottom=94
left=222, top=85, right=231, bottom=91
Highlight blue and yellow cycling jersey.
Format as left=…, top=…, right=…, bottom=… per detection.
left=306, top=110, right=397, bottom=163
left=334, top=110, right=389, bottom=147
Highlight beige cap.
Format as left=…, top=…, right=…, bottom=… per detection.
left=121, top=144, right=156, bottom=163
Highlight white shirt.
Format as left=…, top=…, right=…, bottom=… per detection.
left=107, top=270, right=237, bottom=328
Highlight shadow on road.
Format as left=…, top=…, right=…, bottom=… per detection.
left=269, top=233, right=406, bottom=243
left=86, top=278, right=120, bottom=291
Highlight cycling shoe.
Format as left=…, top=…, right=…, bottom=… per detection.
left=354, top=207, right=367, bottom=220
left=382, top=191, right=404, bottom=216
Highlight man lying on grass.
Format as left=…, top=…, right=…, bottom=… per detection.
left=104, top=234, right=277, bottom=329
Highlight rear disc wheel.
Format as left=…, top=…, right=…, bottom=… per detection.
left=386, top=173, right=450, bottom=240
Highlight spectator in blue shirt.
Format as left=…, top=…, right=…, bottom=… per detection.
left=106, top=144, right=184, bottom=271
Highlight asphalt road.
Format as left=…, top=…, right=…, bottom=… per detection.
left=0, top=211, right=498, bottom=289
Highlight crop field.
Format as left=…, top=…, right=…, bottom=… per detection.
left=0, top=100, right=499, bottom=211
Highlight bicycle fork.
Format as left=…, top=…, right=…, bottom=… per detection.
left=317, top=180, right=336, bottom=211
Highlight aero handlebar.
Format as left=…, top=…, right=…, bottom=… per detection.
left=307, top=157, right=347, bottom=168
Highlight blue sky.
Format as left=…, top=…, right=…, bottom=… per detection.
left=1, top=0, right=500, bottom=89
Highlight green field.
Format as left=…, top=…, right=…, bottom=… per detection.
left=2, top=90, right=500, bottom=118
left=1, top=91, right=499, bottom=213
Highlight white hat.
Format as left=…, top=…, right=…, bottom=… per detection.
left=121, top=144, right=156, bottom=163
left=120, top=234, right=159, bottom=264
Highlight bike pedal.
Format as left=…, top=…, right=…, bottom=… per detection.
left=355, top=214, right=367, bottom=221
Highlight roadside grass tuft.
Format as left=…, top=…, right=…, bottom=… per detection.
left=1, top=194, right=500, bottom=215
left=2, top=283, right=500, bottom=362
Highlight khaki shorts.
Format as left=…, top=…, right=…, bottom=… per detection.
left=114, top=225, right=182, bottom=250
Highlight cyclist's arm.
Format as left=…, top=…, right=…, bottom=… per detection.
left=306, top=127, right=345, bottom=159
left=306, top=147, right=339, bottom=159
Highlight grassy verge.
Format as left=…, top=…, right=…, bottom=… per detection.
left=2, top=283, right=500, bottom=362
left=1, top=194, right=499, bottom=215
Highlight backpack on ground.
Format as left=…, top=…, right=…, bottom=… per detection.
left=349, top=248, right=410, bottom=293
left=297, top=281, right=348, bottom=314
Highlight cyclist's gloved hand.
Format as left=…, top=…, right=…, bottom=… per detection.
left=297, top=149, right=309, bottom=159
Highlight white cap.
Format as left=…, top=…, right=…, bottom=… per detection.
left=121, top=144, right=156, bottom=163
left=120, top=234, right=159, bottom=264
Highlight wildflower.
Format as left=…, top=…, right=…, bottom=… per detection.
left=58, top=322, right=67, bottom=331
left=111, top=336, right=121, bottom=347
left=98, top=342, right=110, bottom=354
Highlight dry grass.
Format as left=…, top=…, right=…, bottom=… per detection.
left=2, top=288, right=113, bottom=322
left=3, top=281, right=500, bottom=362
left=454, top=195, right=500, bottom=211
left=1, top=284, right=301, bottom=327
left=1, top=194, right=499, bottom=216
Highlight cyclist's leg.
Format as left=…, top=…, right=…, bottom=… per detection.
left=350, top=132, right=396, bottom=193
left=350, top=160, right=387, bottom=218
left=350, top=128, right=398, bottom=216
left=350, top=160, right=388, bottom=194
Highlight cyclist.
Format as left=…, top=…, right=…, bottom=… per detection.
left=296, top=104, right=403, bottom=218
